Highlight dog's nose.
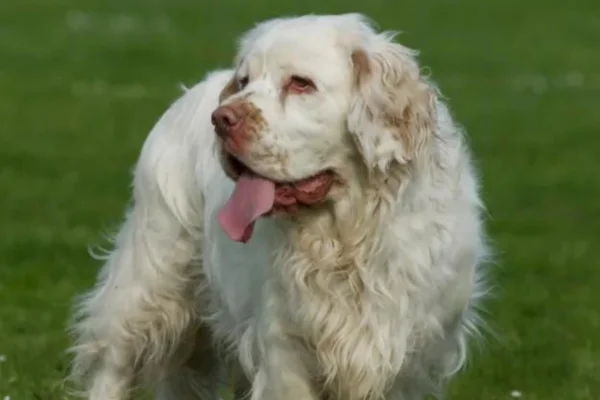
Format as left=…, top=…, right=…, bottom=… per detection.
left=211, top=106, right=241, bottom=137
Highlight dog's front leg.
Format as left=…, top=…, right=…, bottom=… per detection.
left=252, top=337, right=318, bottom=400
left=250, top=285, right=318, bottom=400
left=68, top=145, right=205, bottom=398
left=69, top=201, right=202, bottom=399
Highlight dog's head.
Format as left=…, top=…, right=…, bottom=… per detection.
left=214, top=14, right=437, bottom=241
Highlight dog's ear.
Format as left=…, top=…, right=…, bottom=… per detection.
left=347, top=38, right=437, bottom=173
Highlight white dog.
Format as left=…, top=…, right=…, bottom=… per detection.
left=69, top=13, right=490, bottom=400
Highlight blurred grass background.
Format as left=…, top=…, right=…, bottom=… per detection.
left=0, top=0, right=599, bottom=398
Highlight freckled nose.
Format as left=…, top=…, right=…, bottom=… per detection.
left=211, top=105, right=241, bottom=137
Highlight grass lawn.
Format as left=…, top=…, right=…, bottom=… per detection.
left=1, top=0, right=599, bottom=398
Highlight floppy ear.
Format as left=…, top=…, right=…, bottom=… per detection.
left=347, top=37, right=437, bottom=173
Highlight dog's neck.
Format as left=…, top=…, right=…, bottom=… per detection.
left=279, top=166, right=409, bottom=269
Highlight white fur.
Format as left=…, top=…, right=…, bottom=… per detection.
left=69, top=13, right=489, bottom=400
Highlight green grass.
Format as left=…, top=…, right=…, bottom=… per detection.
left=1, top=0, right=599, bottom=398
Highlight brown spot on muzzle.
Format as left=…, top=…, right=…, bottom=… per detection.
left=232, top=100, right=266, bottom=137
left=216, top=100, right=267, bottom=156
left=218, top=77, right=239, bottom=103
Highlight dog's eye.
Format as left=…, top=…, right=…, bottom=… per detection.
left=288, top=75, right=316, bottom=94
left=238, top=76, right=249, bottom=90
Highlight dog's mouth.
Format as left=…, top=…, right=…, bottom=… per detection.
left=218, top=153, right=335, bottom=243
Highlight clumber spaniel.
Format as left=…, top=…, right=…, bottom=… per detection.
left=69, top=13, right=489, bottom=400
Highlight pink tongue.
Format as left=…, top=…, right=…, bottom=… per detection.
left=218, top=173, right=276, bottom=243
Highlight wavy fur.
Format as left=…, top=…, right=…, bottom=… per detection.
left=68, top=13, right=490, bottom=400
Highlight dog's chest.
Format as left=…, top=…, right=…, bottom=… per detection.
left=278, top=254, right=403, bottom=400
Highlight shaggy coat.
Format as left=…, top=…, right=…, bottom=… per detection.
left=69, top=13, right=489, bottom=400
